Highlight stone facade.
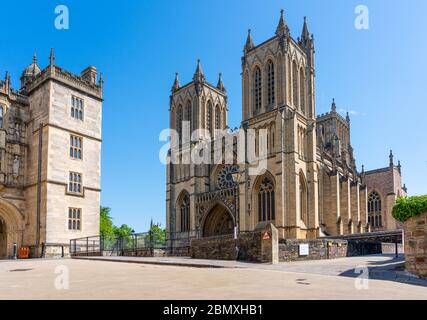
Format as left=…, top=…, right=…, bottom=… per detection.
left=0, top=51, right=102, bottom=258
left=165, top=10, right=406, bottom=253
left=403, top=212, right=427, bottom=279
left=364, top=153, right=406, bottom=232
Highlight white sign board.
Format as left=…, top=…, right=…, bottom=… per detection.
left=299, top=244, right=309, bottom=256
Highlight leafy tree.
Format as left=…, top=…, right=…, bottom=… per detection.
left=150, top=223, right=166, bottom=247
left=113, top=224, right=134, bottom=238
left=100, top=206, right=114, bottom=238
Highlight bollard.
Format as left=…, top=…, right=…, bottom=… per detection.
left=12, top=242, right=17, bottom=260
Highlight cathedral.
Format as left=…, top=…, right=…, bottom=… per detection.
left=0, top=50, right=102, bottom=258
left=165, top=10, right=406, bottom=245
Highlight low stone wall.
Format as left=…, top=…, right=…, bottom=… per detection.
left=190, top=223, right=278, bottom=263
left=381, top=243, right=404, bottom=254
left=279, top=239, right=348, bottom=262
left=278, top=239, right=398, bottom=262
left=123, top=249, right=167, bottom=257
left=404, top=212, right=427, bottom=278
left=190, top=234, right=237, bottom=261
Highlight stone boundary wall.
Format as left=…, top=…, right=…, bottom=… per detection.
left=279, top=239, right=348, bottom=262
left=381, top=243, right=404, bottom=254
left=190, top=224, right=278, bottom=263
left=404, top=212, right=427, bottom=278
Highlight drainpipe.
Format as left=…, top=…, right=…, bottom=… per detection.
left=35, top=122, right=43, bottom=258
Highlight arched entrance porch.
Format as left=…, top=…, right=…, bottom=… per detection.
left=0, top=199, right=25, bottom=259
left=202, top=203, right=235, bottom=238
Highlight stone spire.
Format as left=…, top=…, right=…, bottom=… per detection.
left=346, top=112, right=350, bottom=123
left=275, top=9, right=289, bottom=37
left=244, top=29, right=254, bottom=53
left=49, top=48, right=55, bottom=66
left=171, top=72, right=180, bottom=93
left=389, top=150, right=394, bottom=167
left=331, top=98, right=337, bottom=112
left=301, top=17, right=310, bottom=42
left=99, top=72, right=104, bottom=89
left=193, top=59, right=205, bottom=83
left=398, top=160, right=402, bottom=174
left=217, top=73, right=226, bottom=93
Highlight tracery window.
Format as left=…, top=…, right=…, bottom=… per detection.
left=258, top=177, right=275, bottom=222
left=0, top=106, right=3, bottom=128
left=368, top=191, right=382, bottom=228
left=292, top=61, right=299, bottom=108
left=254, top=66, right=262, bottom=112
left=299, top=172, right=308, bottom=224
left=207, top=101, right=213, bottom=137
left=267, top=60, right=275, bottom=106
left=300, top=67, right=306, bottom=115
left=215, top=105, right=221, bottom=131
left=180, top=194, right=190, bottom=232
left=176, top=105, right=183, bottom=141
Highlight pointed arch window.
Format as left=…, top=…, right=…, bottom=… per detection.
left=0, top=105, right=3, bottom=128
left=254, top=66, right=262, bottom=112
left=299, top=172, right=308, bottom=225
left=258, top=177, right=275, bottom=222
left=207, top=101, right=213, bottom=138
left=300, top=67, right=306, bottom=115
left=292, top=61, right=299, bottom=109
left=185, top=101, right=192, bottom=129
left=180, top=194, right=190, bottom=232
left=176, top=105, right=183, bottom=141
left=215, top=104, right=221, bottom=131
left=368, top=191, right=382, bottom=228
left=267, top=60, right=275, bottom=106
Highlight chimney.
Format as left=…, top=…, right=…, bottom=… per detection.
left=81, top=66, right=97, bottom=85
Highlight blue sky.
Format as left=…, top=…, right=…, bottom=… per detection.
left=1, top=0, right=426, bottom=231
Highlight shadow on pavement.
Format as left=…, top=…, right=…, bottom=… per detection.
left=339, top=254, right=427, bottom=287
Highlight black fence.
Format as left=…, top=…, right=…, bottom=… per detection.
left=70, top=230, right=198, bottom=257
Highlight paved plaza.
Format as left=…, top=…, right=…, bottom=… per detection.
left=0, top=255, right=426, bottom=300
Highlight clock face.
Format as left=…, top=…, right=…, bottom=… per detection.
left=217, top=165, right=239, bottom=189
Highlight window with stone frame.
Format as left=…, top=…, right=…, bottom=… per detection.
left=267, top=60, right=275, bottom=106
left=0, top=105, right=3, bottom=128
left=254, top=66, right=262, bottom=112
left=207, top=101, right=213, bottom=138
left=68, top=172, right=82, bottom=194
left=215, top=104, right=221, bottom=131
left=368, top=191, right=382, bottom=228
left=258, top=177, right=275, bottom=222
left=68, top=208, right=82, bottom=231
left=180, top=195, right=190, bottom=232
left=71, top=96, right=84, bottom=120
left=70, top=135, right=83, bottom=160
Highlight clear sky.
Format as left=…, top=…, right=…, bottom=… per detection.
left=1, top=0, right=426, bottom=232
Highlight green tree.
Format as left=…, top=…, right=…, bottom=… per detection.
left=150, top=223, right=166, bottom=247
left=100, top=206, right=114, bottom=238
left=113, top=224, right=134, bottom=238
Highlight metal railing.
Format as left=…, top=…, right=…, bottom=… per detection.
left=70, top=230, right=198, bottom=256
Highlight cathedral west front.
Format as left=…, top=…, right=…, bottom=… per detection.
left=165, top=10, right=406, bottom=246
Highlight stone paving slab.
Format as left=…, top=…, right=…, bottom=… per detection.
left=2, top=258, right=427, bottom=299
left=73, top=254, right=427, bottom=287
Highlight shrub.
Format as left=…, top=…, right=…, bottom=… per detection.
left=392, top=195, right=427, bottom=222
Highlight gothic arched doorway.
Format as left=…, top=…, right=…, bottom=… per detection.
left=203, top=204, right=234, bottom=238
left=0, top=199, right=25, bottom=259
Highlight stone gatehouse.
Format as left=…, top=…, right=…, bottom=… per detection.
left=0, top=51, right=102, bottom=258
